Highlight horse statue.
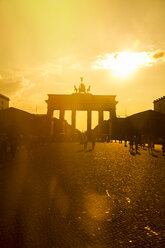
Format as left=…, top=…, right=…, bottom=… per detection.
left=74, top=85, right=78, bottom=93
left=87, top=85, right=91, bottom=93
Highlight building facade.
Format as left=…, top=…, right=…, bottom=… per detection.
left=153, top=96, right=165, bottom=114
left=0, top=94, right=10, bottom=110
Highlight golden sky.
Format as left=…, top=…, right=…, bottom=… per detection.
left=0, top=0, right=165, bottom=130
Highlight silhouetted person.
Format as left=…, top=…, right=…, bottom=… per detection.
left=134, top=135, right=140, bottom=154
left=148, top=138, right=153, bottom=155
left=91, top=131, right=96, bottom=150
left=140, top=134, right=145, bottom=149
left=129, top=137, right=134, bottom=152
left=82, top=133, right=88, bottom=150
left=162, top=138, right=165, bottom=156
left=134, top=136, right=137, bottom=153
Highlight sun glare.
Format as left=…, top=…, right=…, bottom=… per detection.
left=94, top=51, right=150, bottom=77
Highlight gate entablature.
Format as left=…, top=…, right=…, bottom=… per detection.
left=46, top=94, right=118, bottom=111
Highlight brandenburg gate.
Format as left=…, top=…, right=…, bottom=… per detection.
left=46, top=78, right=118, bottom=138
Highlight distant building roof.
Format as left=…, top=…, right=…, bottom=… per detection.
left=0, top=94, right=10, bottom=101
left=153, top=96, right=165, bottom=103
left=126, top=109, right=165, bottom=119
left=0, top=107, right=33, bottom=115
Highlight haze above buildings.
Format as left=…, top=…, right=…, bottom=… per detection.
left=0, top=0, right=165, bottom=130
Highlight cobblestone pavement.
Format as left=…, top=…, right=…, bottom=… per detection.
left=0, top=142, right=165, bottom=248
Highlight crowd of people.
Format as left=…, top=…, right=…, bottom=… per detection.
left=79, top=131, right=165, bottom=156
left=79, top=131, right=96, bottom=151
left=0, top=132, right=47, bottom=162
left=1, top=130, right=165, bottom=162
left=125, top=135, right=165, bottom=156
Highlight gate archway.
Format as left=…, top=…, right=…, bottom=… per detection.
left=46, top=81, right=118, bottom=138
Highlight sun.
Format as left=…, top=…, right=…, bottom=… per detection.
left=111, top=52, right=139, bottom=77
left=95, top=51, right=150, bottom=78
left=111, top=52, right=149, bottom=77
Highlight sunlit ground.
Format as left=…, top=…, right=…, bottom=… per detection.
left=0, top=142, right=164, bottom=247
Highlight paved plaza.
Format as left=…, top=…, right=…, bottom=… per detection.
left=0, top=142, right=164, bottom=248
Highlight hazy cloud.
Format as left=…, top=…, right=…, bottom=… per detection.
left=93, top=50, right=165, bottom=74
left=153, top=51, right=165, bottom=59
left=0, top=70, right=22, bottom=95
left=1, top=57, right=88, bottom=113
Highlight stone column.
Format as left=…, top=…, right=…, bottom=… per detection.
left=47, top=108, right=54, bottom=138
left=60, top=109, right=65, bottom=121
left=108, top=111, right=111, bottom=120
left=47, top=108, right=53, bottom=119
left=87, top=110, right=92, bottom=136
left=99, top=110, right=103, bottom=125
left=109, top=108, right=116, bottom=140
left=98, top=110, right=103, bottom=139
left=60, top=109, right=65, bottom=133
left=71, top=110, right=76, bottom=135
left=110, top=109, right=116, bottom=119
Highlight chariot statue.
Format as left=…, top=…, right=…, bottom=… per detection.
left=74, top=77, right=91, bottom=94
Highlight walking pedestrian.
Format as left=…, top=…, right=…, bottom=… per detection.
left=162, top=138, right=165, bottom=156
left=129, top=137, right=134, bottom=153
left=91, top=131, right=96, bottom=150
left=83, top=133, right=88, bottom=150
left=148, top=138, right=153, bottom=155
